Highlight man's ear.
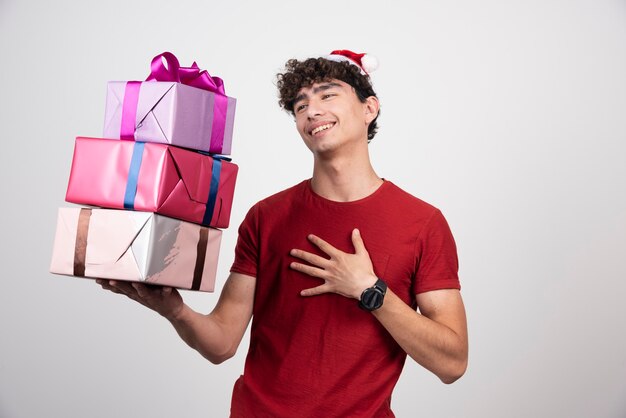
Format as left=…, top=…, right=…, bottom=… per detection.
left=364, top=96, right=380, bottom=124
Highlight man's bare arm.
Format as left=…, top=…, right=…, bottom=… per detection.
left=373, top=288, right=468, bottom=383
left=98, top=272, right=256, bottom=364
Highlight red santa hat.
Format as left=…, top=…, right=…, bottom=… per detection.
left=323, top=49, right=379, bottom=75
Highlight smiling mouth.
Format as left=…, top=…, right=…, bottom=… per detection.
left=310, top=123, right=335, bottom=136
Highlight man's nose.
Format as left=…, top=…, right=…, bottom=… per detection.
left=306, top=99, right=324, bottom=119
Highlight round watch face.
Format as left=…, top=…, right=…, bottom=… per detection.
left=360, top=288, right=384, bottom=311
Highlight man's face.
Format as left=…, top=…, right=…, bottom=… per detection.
left=292, top=79, right=377, bottom=156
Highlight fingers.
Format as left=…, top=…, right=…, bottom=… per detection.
left=301, top=284, right=331, bottom=297
left=110, top=280, right=141, bottom=296
left=134, top=283, right=174, bottom=299
left=290, top=261, right=326, bottom=279
left=132, top=282, right=153, bottom=298
left=290, top=248, right=329, bottom=268
left=351, top=228, right=368, bottom=254
left=94, top=279, right=182, bottom=318
left=307, top=230, right=368, bottom=256
left=96, top=279, right=129, bottom=295
left=96, top=279, right=158, bottom=301
left=307, top=234, right=338, bottom=257
left=96, top=279, right=115, bottom=292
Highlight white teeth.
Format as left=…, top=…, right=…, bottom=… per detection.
left=311, top=123, right=334, bottom=135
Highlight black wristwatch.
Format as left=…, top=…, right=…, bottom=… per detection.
left=358, top=278, right=387, bottom=311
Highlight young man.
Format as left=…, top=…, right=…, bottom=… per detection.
left=98, top=50, right=468, bottom=417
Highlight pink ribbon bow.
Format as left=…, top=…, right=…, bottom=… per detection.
left=145, top=51, right=226, bottom=95
left=120, top=52, right=229, bottom=153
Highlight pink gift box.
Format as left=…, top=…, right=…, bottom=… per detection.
left=65, top=137, right=238, bottom=228
left=103, top=81, right=236, bottom=154
left=50, top=207, right=221, bottom=292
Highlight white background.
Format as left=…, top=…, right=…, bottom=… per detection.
left=1, top=1, right=625, bottom=417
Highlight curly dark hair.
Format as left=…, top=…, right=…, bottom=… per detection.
left=276, top=58, right=379, bottom=141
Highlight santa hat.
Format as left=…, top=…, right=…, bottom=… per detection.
left=323, top=49, right=379, bottom=75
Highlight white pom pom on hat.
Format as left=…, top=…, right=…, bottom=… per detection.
left=323, top=49, right=379, bottom=75
left=360, top=54, right=379, bottom=74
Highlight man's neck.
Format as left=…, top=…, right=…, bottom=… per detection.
left=310, top=146, right=382, bottom=202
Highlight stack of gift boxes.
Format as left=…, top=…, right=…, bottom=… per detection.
left=50, top=52, right=238, bottom=292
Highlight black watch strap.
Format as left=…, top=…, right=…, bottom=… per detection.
left=374, top=278, right=387, bottom=293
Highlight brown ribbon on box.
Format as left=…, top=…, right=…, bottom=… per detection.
left=192, top=227, right=209, bottom=291
left=73, top=208, right=92, bottom=276
left=72, top=209, right=209, bottom=290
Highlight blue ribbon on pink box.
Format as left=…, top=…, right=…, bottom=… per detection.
left=123, top=142, right=224, bottom=226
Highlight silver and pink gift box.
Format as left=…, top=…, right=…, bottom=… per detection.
left=103, top=81, right=236, bottom=154
left=50, top=208, right=221, bottom=292
left=65, top=137, right=238, bottom=228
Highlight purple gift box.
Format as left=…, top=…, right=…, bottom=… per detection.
left=103, top=52, right=236, bottom=155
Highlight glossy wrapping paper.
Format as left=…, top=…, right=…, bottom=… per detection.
left=50, top=208, right=221, bottom=292
left=103, top=81, right=236, bottom=155
left=65, top=137, right=238, bottom=228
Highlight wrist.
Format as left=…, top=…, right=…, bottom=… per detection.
left=355, top=275, right=378, bottom=300
left=164, top=303, right=187, bottom=323
left=353, top=274, right=378, bottom=301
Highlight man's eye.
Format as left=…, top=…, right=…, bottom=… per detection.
left=322, top=94, right=335, bottom=100
left=296, top=104, right=307, bottom=112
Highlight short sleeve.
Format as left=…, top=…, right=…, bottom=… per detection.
left=230, top=204, right=260, bottom=278
left=413, top=209, right=460, bottom=294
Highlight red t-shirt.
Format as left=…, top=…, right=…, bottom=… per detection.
left=230, top=180, right=460, bottom=417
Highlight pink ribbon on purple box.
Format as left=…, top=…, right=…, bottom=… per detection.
left=120, top=52, right=228, bottom=152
